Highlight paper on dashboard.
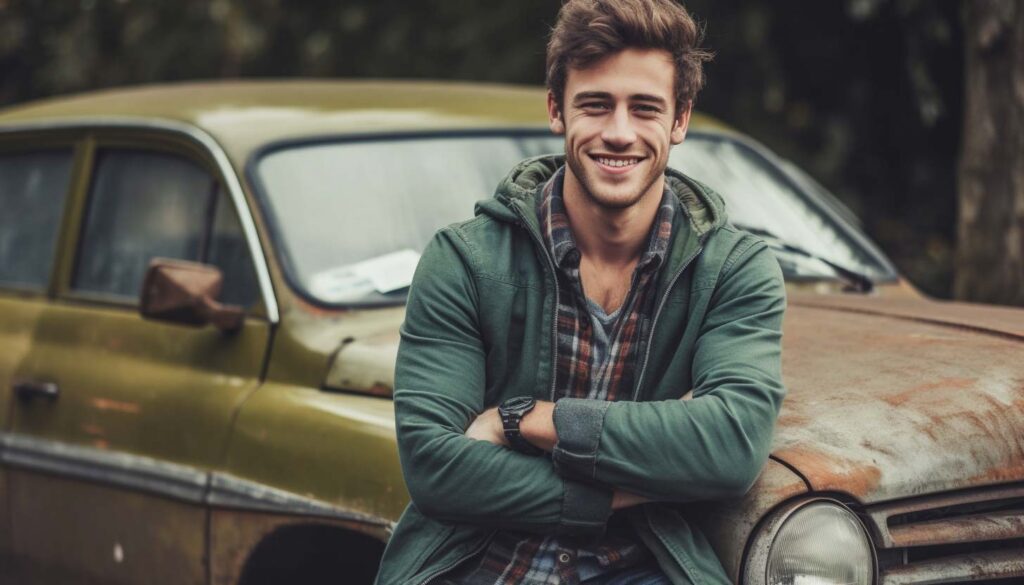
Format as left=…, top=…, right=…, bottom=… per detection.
left=309, top=249, right=421, bottom=302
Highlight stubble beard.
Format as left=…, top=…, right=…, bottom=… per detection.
left=564, top=147, right=664, bottom=211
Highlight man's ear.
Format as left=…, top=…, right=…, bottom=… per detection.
left=671, top=101, right=692, bottom=145
left=547, top=91, right=565, bottom=135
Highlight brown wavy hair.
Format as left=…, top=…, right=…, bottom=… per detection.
left=546, top=0, right=713, bottom=115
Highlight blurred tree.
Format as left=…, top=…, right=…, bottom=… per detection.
left=955, top=1, right=1023, bottom=306
left=686, top=0, right=963, bottom=298
left=0, top=0, right=977, bottom=300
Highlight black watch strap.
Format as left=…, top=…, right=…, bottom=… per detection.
left=499, top=396, right=544, bottom=456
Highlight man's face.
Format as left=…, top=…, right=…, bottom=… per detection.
left=548, top=48, right=691, bottom=210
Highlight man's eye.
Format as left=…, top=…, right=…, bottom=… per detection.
left=635, top=104, right=661, bottom=113
left=581, top=102, right=610, bottom=110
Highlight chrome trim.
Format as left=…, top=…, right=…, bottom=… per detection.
left=880, top=549, right=1024, bottom=585
left=865, top=484, right=1024, bottom=549
left=742, top=497, right=878, bottom=585
left=208, top=473, right=389, bottom=527
left=0, top=433, right=388, bottom=528
left=0, top=433, right=207, bottom=503
left=886, top=510, right=1024, bottom=549
left=0, top=117, right=279, bottom=324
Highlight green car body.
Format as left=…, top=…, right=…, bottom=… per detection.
left=1, top=80, right=1023, bottom=585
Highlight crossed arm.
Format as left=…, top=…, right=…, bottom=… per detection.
left=395, top=229, right=786, bottom=535
left=464, top=399, right=654, bottom=510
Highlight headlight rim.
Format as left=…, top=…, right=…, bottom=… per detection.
left=742, top=496, right=877, bottom=585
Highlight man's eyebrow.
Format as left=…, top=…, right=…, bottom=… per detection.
left=572, top=91, right=613, bottom=103
left=631, top=93, right=669, bottom=106
left=571, top=92, right=669, bottom=107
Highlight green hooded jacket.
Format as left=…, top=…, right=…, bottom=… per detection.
left=376, top=155, right=787, bottom=585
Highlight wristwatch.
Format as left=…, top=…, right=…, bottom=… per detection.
left=498, top=396, right=544, bottom=456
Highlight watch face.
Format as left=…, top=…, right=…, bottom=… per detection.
left=501, top=396, right=535, bottom=414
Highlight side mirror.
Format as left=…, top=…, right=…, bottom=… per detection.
left=140, top=258, right=245, bottom=332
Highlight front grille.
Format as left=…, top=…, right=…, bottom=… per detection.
left=863, top=484, right=1024, bottom=585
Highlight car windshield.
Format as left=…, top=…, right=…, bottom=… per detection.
left=253, top=131, right=895, bottom=306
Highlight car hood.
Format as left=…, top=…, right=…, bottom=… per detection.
left=323, top=292, right=1024, bottom=505
left=776, top=293, right=1024, bottom=503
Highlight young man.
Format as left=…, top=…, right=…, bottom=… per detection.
left=376, top=1, right=786, bottom=584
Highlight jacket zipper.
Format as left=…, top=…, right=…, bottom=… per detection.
left=513, top=201, right=706, bottom=402
left=631, top=244, right=704, bottom=400
left=510, top=205, right=561, bottom=402
left=413, top=532, right=496, bottom=585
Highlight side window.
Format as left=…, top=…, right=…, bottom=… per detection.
left=73, top=149, right=259, bottom=308
left=0, top=150, right=73, bottom=290
left=208, top=193, right=259, bottom=307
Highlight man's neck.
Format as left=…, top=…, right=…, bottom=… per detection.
left=561, top=169, right=665, bottom=269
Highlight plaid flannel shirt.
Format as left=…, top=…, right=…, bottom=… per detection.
left=439, top=167, right=676, bottom=585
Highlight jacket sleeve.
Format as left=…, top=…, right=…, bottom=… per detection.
left=394, top=227, right=612, bottom=534
left=550, top=241, right=786, bottom=502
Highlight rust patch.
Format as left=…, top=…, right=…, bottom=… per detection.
left=883, top=377, right=976, bottom=407
left=80, top=423, right=106, bottom=437
left=366, top=383, right=393, bottom=397
left=889, top=510, right=1024, bottom=547
left=773, top=445, right=882, bottom=498
left=859, top=439, right=897, bottom=458
left=969, top=461, right=1024, bottom=485
left=776, top=412, right=810, bottom=428
left=89, top=397, right=141, bottom=415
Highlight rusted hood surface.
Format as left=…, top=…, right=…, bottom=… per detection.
left=775, top=295, right=1024, bottom=504
left=789, top=292, right=1024, bottom=341
left=319, top=292, right=1024, bottom=505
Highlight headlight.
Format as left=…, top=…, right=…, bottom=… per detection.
left=744, top=499, right=876, bottom=585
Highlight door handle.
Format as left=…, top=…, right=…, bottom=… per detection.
left=13, top=380, right=60, bottom=401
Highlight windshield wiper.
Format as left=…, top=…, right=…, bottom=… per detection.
left=732, top=223, right=874, bottom=293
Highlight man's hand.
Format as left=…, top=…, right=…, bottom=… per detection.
left=464, top=407, right=507, bottom=445
left=612, top=490, right=652, bottom=510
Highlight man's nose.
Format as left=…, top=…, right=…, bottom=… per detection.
left=601, top=105, right=637, bottom=148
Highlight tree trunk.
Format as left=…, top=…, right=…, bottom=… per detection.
left=955, top=1, right=1024, bottom=306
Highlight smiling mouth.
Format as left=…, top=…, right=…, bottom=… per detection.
left=590, top=154, right=645, bottom=169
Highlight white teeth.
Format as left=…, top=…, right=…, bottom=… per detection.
left=596, top=157, right=638, bottom=167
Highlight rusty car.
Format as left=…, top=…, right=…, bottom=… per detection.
left=0, top=81, right=1021, bottom=585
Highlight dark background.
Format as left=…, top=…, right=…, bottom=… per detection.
left=0, top=0, right=963, bottom=297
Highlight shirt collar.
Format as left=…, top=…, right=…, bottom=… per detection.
left=537, top=165, right=676, bottom=272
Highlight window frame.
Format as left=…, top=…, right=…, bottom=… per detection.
left=57, top=129, right=268, bottom=318
left=0, top=129, right=86, bottom=298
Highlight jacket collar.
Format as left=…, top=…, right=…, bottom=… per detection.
left=476, top=155, right=728, bottom=278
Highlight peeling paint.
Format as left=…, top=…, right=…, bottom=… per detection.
left=89, top=397, right=141, bottom=415
left=773, top=298, right=1024, bottom=503
left=772, top=444, right=883, bottom=497
left=322, top=329, right=401, bottom=396
left=888, top=509, right=1024, bottom=547
left=882, top=377, right=976, bottom=407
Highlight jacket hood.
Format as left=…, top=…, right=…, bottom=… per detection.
left=475, top=154, right=728, bottom=237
